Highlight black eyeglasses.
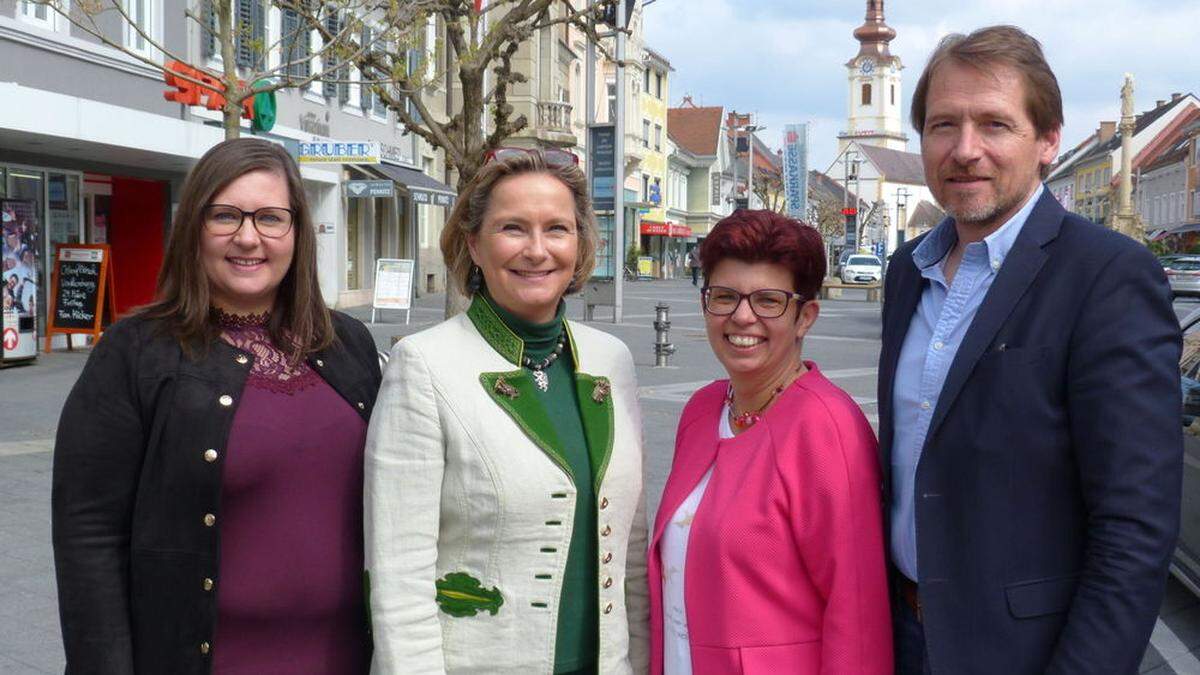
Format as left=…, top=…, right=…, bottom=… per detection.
left=701, top=285, right=805, bottom=319
left=483, top=147, right=580, bottom=168
left=203, top=204, right=294, bottom=239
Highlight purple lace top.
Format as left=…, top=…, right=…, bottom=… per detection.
left=211, top=310, right=369, bottom=673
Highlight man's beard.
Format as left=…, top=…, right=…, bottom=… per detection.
left=944, top=189, right=1025, bottom=229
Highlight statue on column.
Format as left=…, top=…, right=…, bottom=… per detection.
left=1121, top=74, right=1135, bottom=119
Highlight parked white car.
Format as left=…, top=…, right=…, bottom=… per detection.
left=840, top=254, right=882, bottom=284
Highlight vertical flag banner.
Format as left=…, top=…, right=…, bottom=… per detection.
left=783, top=123, right=809, bottom=221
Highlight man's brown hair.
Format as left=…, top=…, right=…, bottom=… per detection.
left=911, top=25, right=1064, bottom=140
left=441, top=151, right=597, bottom=296
left=142, top=138, right=333, bottom=362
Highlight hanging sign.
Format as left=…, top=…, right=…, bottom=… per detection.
left=46, top=244, right=117, bottom=349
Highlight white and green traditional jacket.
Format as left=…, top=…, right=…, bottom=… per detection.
left=364, top=295, right=650, bottom=674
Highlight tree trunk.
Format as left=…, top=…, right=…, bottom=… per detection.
left=218, top=0, right=240, bottom=140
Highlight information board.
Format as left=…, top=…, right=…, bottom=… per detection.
left=46, top=244, right=117, bottom=348
left=371, top=258, right=414, bottom=324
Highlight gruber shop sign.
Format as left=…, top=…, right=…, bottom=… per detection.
left=162, top=61, right=276, bottom=132
left=297, top=142, right=381, bottom=164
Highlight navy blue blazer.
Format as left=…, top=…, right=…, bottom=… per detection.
left=878, top=190, right=1183, bottom=674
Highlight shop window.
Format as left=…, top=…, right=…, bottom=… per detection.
left=861, top=83, right=872, bottom=106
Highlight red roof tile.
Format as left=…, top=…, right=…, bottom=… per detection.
left=667, top=106, right=724, bottom=156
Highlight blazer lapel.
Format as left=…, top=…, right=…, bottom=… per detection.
left=879, top=241, right=926, bottom=458
left=468, top=295, right=571, bottom=480
left=565, top=322, right=617, bottom=490
left=925, top=191, right=1063, bottom=443
left=651, top=399, right=721, bottom=549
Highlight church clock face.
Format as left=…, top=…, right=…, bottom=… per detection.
left=859, top=59, right=876, bottom=75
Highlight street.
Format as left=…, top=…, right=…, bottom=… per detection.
left=1, top=279, right=1198, bottom=672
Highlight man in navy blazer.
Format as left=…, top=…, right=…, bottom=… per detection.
left=879, top=26, right=1183, bottom=674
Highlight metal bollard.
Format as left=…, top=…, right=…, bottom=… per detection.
left=653, top=302, right=676, bottom=367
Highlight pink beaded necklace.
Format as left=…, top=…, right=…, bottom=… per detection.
left=724, top=362, right=804, bottom=430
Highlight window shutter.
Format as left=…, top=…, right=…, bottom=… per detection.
left=282, top=9, right=298, bottom=80
left=202, top=0, right=216, bottom=60
left=360, top=26, right=374, bottom=111
left=322, top=10, right=340, bottom=100
left=234, top=0, right=265, bottom=70
left=406, top=48, right=423, bottom=124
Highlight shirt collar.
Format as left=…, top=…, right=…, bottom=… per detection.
left=912, top=183, right=1045, bottom=273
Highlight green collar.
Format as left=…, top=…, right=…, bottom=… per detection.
left=467, top=293, right=583, bottom=370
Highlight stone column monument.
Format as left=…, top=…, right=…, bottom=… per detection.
left=1112, top=73, right=1144, bottom=241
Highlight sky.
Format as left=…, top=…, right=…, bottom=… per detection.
left=642, top=0, right=1200, bottom=174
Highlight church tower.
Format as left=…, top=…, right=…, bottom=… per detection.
left=837, top=0, right=908, bottom=152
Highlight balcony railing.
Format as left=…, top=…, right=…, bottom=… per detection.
left=537, top=101, right=573, bottom=133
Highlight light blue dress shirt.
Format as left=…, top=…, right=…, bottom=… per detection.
left=890, top=185, right=1044, bottom=581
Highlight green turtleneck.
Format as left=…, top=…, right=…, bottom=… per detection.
left=484, top=292, right=598, bottom=674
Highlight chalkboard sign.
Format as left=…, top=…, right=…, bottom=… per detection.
left=46, top=244, right=117, bottom=347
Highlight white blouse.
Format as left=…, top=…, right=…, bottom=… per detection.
left=660, top=403, right=733, bottom=675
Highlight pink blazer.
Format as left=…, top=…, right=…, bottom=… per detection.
left=648, top=363, right=892, bottom=674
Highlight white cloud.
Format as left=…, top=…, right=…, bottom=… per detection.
left=644, top=0, right=1200, bottom=172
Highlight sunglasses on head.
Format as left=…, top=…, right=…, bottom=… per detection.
left=483, top=147, right=580, bottom=168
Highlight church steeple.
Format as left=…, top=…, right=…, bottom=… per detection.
left=838, top=0, right=907, bottom=153
left=853, top=0, right=896, bottom=60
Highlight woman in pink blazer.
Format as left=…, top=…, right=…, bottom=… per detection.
left=649, top=210, right=892, bottom=674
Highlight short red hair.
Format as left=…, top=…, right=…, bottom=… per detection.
left=699, top=209, right=826, bottom=299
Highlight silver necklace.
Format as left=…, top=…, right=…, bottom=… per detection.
left=523, top=332, right=566, bottom=392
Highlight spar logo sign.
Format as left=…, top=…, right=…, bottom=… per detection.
left=3, top=327, right=17, bottom=351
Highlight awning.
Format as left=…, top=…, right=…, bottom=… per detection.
left=1167, top=222, right=1200, bottom=235
left=372, top=162, right=457, bottom=207
left=640, top=221, right=693, bottom=237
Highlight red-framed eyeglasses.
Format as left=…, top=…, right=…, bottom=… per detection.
left=483, top=147, right=580, bottom=168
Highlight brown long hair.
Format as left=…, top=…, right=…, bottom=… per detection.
left=441, top=151, right=598, bottom=296
left=142, top=138, right=333, bottom=361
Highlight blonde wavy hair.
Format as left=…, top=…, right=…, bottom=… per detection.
left=441, top=150, right=598, bottom=296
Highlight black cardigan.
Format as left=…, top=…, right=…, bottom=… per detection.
left=52, top=311, right=382, bottom=674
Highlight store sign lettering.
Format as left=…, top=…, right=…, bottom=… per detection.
left=162, top=60, right=255, bottom=121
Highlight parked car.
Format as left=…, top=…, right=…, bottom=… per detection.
left=1173, top=308, right=1200, bottom=596
left=840, top=254, right=883, bottom=284
left=1164, top=256, right=1200, bottom=298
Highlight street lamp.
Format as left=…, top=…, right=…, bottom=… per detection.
left=895, top=186, right=910, bottom=247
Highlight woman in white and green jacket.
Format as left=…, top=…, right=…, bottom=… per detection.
left=364, top=148, right=648, bottom=675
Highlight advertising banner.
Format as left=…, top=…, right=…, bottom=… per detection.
left=783, top=123, right=809, bottom=221
left=589, top=124, right=617, bottom=212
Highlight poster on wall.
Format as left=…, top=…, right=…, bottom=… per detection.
left=91, top=194, right=111, bottom=244
left=1, top=199, right=40, bottom=361
left=2, top=200, right=39, bottom=322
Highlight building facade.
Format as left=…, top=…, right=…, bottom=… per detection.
left=0, top=0, right=457, bottom=343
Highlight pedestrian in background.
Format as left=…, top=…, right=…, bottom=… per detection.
left=879, top=26, right=1182, bottom=674
left=686, top=248, right=700, bottom=286
left=52, top=138, right=382, bottom=673
left=648, top=209, right=892, bottom=674
left=364, top=148, right=648, bottom=674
